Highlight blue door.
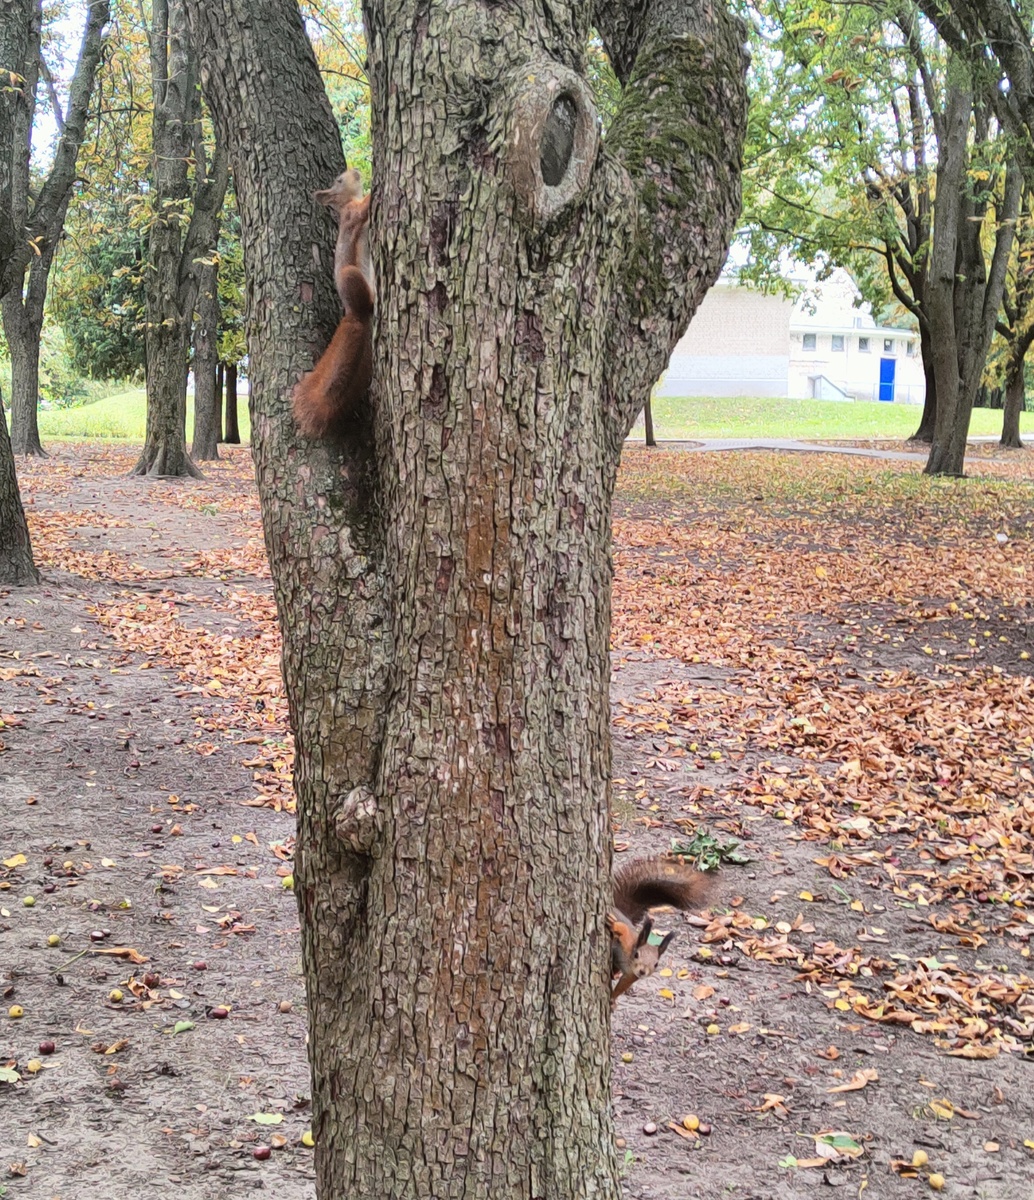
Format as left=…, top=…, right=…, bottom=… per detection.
left=879, top=357, right=896, bottom=402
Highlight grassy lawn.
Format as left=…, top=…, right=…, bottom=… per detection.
left=635, top=394, right=1034, bottom=441
left=26, top=387, right=1032, bottom=446
left=37, top=386, right=252, bottom=443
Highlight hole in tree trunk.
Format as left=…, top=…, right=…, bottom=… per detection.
left=540, top=93, right=577, bottom=187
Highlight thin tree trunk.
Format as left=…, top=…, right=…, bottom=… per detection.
left=910, top=326, right=937, bottom=442
left=643, top=397, right=656, bottom=446
left=223, top=361, right=240, bottom=442
left=186, top=0, right=746, bottom=1194
left=133, top=0, right=226, bottom=477
left=1, top=295, right=46, bottom=456
left=1001, top=357, right=1027, bottom=449
left=215, top=361, right=224, bottom=438
left=0, top=0, right=41, bottom=583
left=191, top=258, right=221, bottom=459
left=0, top=395, right=39, bottom=585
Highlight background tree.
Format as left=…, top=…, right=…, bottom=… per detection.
left=987, top=187, right=1034, bottom=447
left=134, top=0, right=226, bottom=477
left=1, top=0, right=110, bottom=456
left=0, top=0, right=40, bottom=585
left=189, top=249, right=220, bottom=458
left=186, top=1, right=746, bottom=1198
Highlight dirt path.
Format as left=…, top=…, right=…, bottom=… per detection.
left=2, top=443, right=1033, bottom=1199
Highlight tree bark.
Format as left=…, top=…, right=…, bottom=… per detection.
left=2, top=290, right=46, bottom=456
left=0, top=0, right=40, bottom=583
left=191, top=257, right=221, bottom=459
left=215, top=359, right=224, bottom=439
left=1001, top=359, right=1026, bottom=448
left=0, top=397, right=39, bottom=585
left=186, top=0, right=746, bottom=1196
left=925, top=77, right=1020, bottom=476
left=222, top=361, right=240, bottom=442
left=1, top=0, right=109, bottom=458
left=909, top=323, right=937, bottom=441
left=133, top=0, right=226, bottom=478
left=643, top=397, right=656, bottom=446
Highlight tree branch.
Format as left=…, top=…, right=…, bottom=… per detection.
left=593, top=0, right=748, bottom=442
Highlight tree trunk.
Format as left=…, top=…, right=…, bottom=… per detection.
left=0, top=0, right=40, bottom=582
left=1001, top=352, right=1028, bottom=449
left=0, top=396, right=39, bottom=585
left=910, top=325, right=937, bottom=442
left=186, top=0, right=746, bottom=1195
left=1, top=295, right=46, bottom=456
left=223, top=361, right=240, bottom=442
left=191, top=258, right=221, bottom=459
left=133, top=0, right=226, bottom=478
left=215, top=361, right=224, bottom=438
left=925, top=78, right=1020, bottom=476
left=643, top=397, right=656, bottom=446
left=0, top=0, right=108, bottom=458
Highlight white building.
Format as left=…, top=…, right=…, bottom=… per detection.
left=656, top=270, right=925, bottom=404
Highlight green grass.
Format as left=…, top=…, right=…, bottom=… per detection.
left=37, top=386, right=251, bottom=443
left=28, top=387, right=1033, bottom=446
left=635, top=394, right=1034, bottom=442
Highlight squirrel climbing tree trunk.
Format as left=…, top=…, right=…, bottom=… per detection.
left=185, top=0, right=746, bottom=1194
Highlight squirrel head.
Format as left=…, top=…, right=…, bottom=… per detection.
left=629, top=917, right=676, bottom=979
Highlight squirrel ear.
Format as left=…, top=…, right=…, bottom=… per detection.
left=656, top=931, right=676, bottom=960
left=635, top=917, right=654, bottom=950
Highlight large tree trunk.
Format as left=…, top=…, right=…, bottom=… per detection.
left=191, top=258, right=221, bottom=459
left=186, top=0, right=746, bottom=1195
left=223, top=361, right=240, bottom=442
left=2, top=294, right=46, bottom=456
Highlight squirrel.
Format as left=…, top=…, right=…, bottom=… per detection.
left=609, top=856, right=710, bottom=1004
left=292, top=168, right=375, bottom=438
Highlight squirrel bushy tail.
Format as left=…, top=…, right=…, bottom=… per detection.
left=613, top=855, right=710, bottom=925
left=609, top=855, right=711, bottom=1005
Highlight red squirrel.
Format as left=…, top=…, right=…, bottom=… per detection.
left=609, top=856, right=710, bottom=1004
left=293, top=169, right=374, bottom=438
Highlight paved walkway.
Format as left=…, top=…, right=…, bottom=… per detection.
left=640, top=437, right=1026, bottom=463
left=662, top=437, right=926, bottom=461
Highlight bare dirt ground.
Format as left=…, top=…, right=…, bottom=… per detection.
left=2, top=442, right=1033, bottom=1200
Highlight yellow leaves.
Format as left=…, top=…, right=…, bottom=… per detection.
left=2, top=854, right=27, bottom=869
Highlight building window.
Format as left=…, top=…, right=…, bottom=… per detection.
left=906, top=341, right=916, bottom=357
left=884, top=338, right=895, bottom=353
left=802, top=333, right=817, bottom=351
left=831, top=334, right=845, bottom=352
left=858, top=336, right=870, bottom=352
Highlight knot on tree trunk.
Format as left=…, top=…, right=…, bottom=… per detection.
left=334, top=785, right=382, bottom=855
left=503, top=59, right=599, bottom=228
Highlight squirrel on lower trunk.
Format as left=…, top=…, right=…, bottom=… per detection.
left=609, top=856, right=710, bottom=1004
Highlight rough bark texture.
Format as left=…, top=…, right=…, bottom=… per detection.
left=925, top=76, right=1020, bottom=476
left=185, top=0, right=746, bottom=1194
left=133, top=0, right=227, bottom=478
left=1, top=0, right=109, bottom=457
left=223, top=362, right=240, bottom=443
left=190, top=257, right=221, bottom=459
left=1001, top=359, right=1027, bottom=448
left=0, top=0, right=40, bottom=583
